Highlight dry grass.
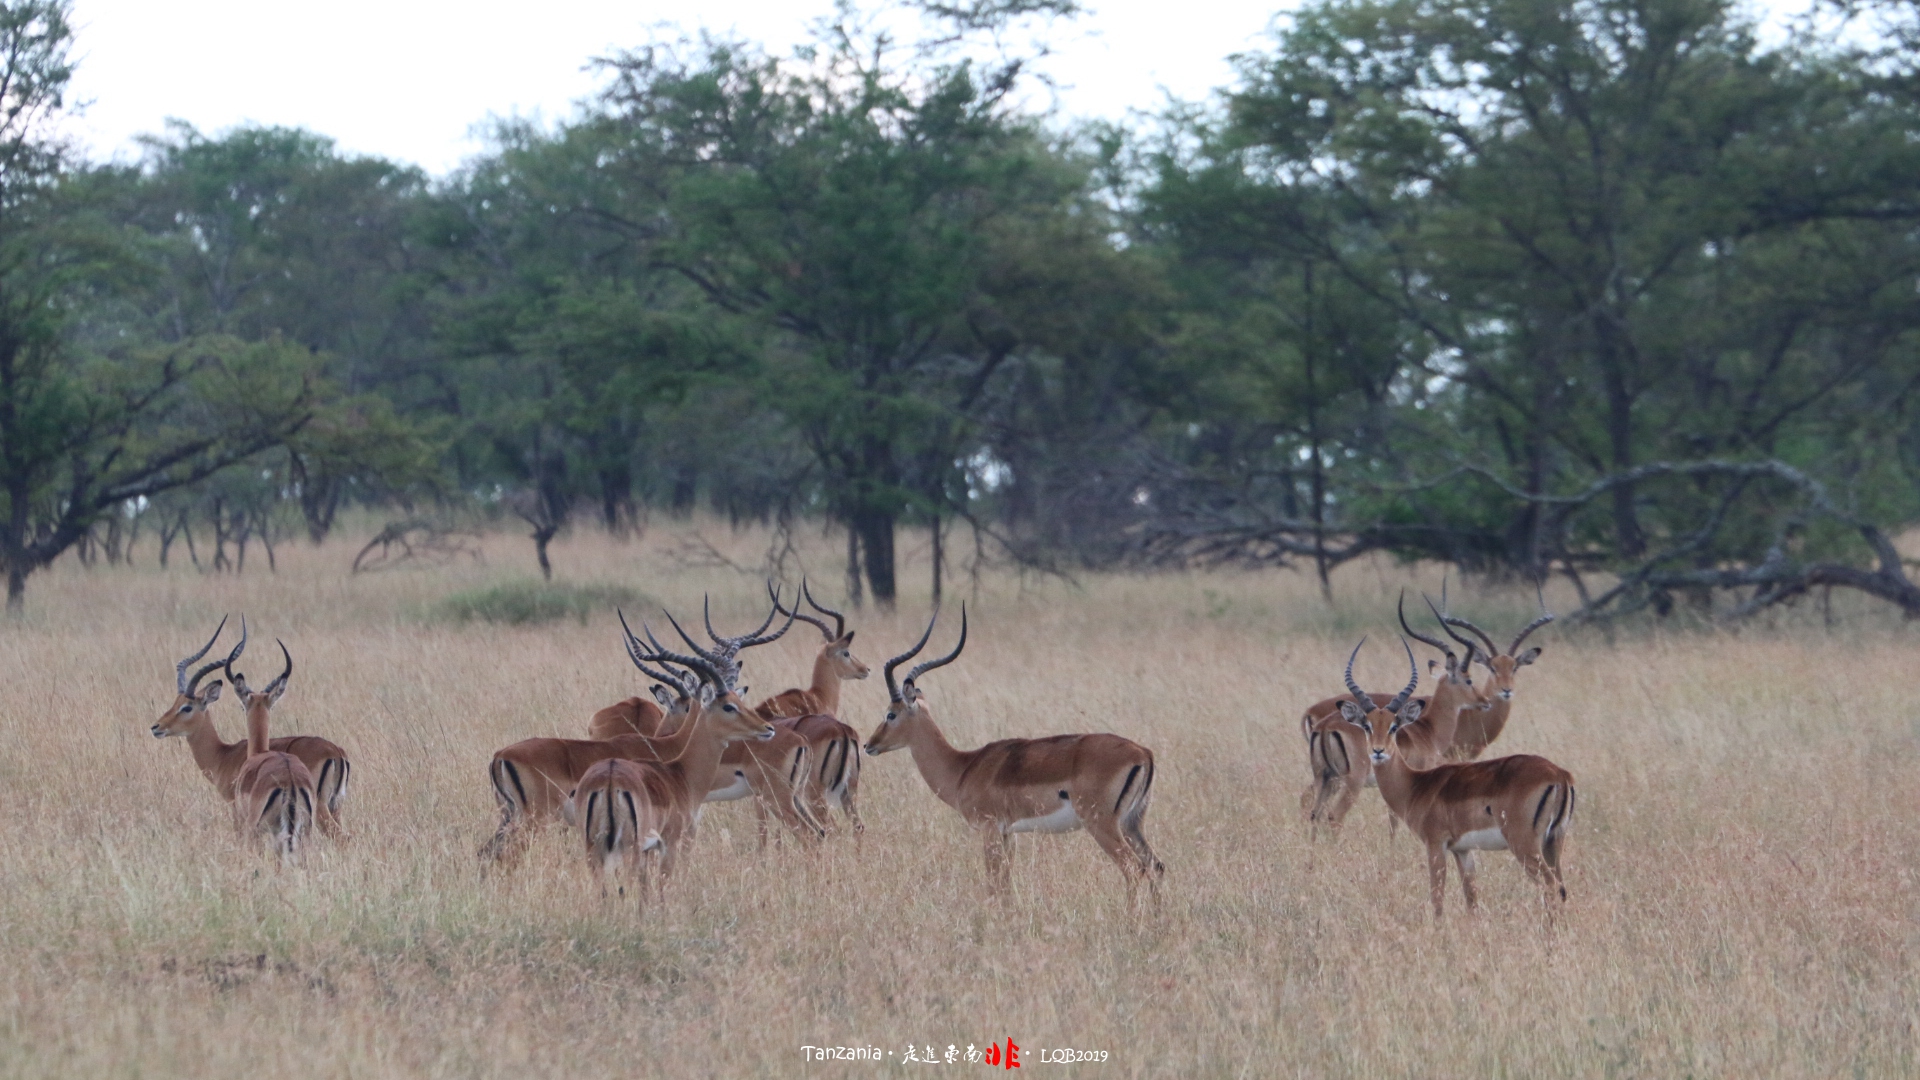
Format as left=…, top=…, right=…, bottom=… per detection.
left=1, top=518, right=1917, bottom=1078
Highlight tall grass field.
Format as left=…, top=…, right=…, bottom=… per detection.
left=1, top=520, right=1915, bottom=1077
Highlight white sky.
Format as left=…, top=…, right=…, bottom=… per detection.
left=64, top=0, right=1819, bottom=178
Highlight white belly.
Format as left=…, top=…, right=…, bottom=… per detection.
left=1006, top=802, right=1082, bottom=834
left=1449, top=827, right=1508, bottom=852
left=705, top=770, right=753, bottom=802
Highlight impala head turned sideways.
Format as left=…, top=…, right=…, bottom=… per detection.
left=779, top=578, right=869, bottom=682
left=153, top=615, right=232, bottom=738
left=864, top=604, right=967, bottom=756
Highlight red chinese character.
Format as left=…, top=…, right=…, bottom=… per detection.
left=1004, top=1040, right=1020, bottom=1069
left=984, top=1043, right=999, bottom=1066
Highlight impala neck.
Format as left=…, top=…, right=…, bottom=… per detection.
left=181, top=712, right=245, bottom=791
left=809, top=649, right=841, bottom=714
left=897, top=707, right=972, bottom=811
left=244, top=699, right=272, bottom=758
left=1373, top=751, right=1417, bottom=820
left=1422, top=679, right=1473, bottom=748
left=644, top=706, right=734, bottom=796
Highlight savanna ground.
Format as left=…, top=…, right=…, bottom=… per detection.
left=1, top=517, right=1917, bottom=1079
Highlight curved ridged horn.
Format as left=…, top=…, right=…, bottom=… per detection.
left=619, top=610, right=694, bottom=698
left=1442, top=614, right=1499, bottom=658
left=1423, top=592, right=1478, bottom=674
left=176, top=616, right=228, bottom=696
left=1385, top=637, right=1420, bottom=714
left=1343, top=637, right=1369, bottom=705
left=1398, top=589, right=1455, bottom=667
left=803, top=580, right=846, bottom=639
left=1510, top=584, right=1556, bottom=653
left=904, top=604, right=967, bottom=689
left=772, top=580, right=835, bottom=642
left=220, top=615, right=252, bottom=690
left=667, top=607, right=727, bottom=667
left=884, top=610, right=941, bottom=702
left=264, top=640, right=292, bottom=697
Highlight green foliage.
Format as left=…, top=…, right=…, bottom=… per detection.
left=428, top=580, right=651, bottom=627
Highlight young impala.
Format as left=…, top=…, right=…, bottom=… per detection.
left=559, top=648, right=777, bottom=898
left=1340, top=639, right=1576, bottom=918
left=152, top=618, right=352, bottom=837
left=1439, top=591, right=1555, bottom=760
left=863, top=608, right=1164, bottom=907
left=224, top=631, right=317, bottom=864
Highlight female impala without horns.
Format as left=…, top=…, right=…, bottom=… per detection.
left=863, top=608, right=1164, bottom=906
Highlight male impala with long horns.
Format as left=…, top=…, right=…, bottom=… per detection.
left=152, top=617, right=351, bottom=837
left=1338, top=638, right=1576, bottom=918
left=863, top=608, right=1164, bottom=907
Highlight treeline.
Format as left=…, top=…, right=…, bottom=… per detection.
left=4, top=0, right=1920, bottom=619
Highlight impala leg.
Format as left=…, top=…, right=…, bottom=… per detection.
left=1452, top=849, right=1480, bottom=912
left=1326, top=776, right=1360, bottom=836
left=1087, top=815, right=1149, bottom=910
left=842, top=757, right=866, bottom=838
left=1427, top=843, right=1449, bottom=919
left=981, top=825, right=1014, bottom=898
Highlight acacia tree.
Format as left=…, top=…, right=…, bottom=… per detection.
left=592, top=22, right=1078, bottom=604
left=0, top=3, right=319, bottom=609
left=1130, top=0, right=1920, bottom=618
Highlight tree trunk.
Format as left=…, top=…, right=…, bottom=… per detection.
left=855, top=507, right=897, bottom=608
left=845, top=524, right=864, bottom=608
left=533, top=527, right=556, bottom=581
left=931, top=514, right=944, bottom=605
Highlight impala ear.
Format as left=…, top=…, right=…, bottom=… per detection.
left=201, top=681, right=223, bottom=703
left=1337, top=699, right=1366, bottom=724
left=837, top=631, right=855, bottom=646
left=1516, top=647, right=1542, bottom=666
left=650, top=685, right=675, bottom=708
left=1475, top=654, right=1494, bottom=669
left=1396, top=698, right=1424, bottom=726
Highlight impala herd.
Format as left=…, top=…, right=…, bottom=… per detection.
left=149, top=581, right=1572, bottom=918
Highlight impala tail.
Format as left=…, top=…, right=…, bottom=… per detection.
left=480, top=757, right=530, bottom=861
left=1115, top=758, right=1163, bottom=878
left=1538, top=782, right=1576, bottom=897
left=259, top=781, right=313, bottom=865
left=315, top=757, right=350, bottom=817
left=786, top=744, right=827, bottom=840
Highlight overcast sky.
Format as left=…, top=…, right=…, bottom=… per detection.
left=63, top=0, right=1818, bottom=178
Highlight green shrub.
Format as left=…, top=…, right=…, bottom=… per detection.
left=430, top=580, right=650, bottom=626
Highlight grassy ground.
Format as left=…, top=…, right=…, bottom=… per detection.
left=1, top=519, right=1916, bottom=1078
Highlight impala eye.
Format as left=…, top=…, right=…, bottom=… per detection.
left=722, top=704, right=737, bottom=713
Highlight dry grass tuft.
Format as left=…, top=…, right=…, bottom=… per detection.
left=1, top=520, right=1917, bottom=1077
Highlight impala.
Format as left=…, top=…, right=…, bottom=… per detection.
left=863, top=608, right=1165, bottom=907
left=1302, top=636, right=1422, bottom=838
left=567, top=756, right=666, bottom=896
left=152, top=618, right=352, bottom=837
left=754, top=581, right=868, bottom=836
left=1439, top=591, right=1555, bottom=760
left=224, top=631, right=317, bottom=864
left=1300, top=593, right=1492, bottom=837
left=1341, top=639, right=1576, bottom=917
left=558, top=646, right=777, bottom=897
left=481, top=609, right=803, bottom=865
left=658, top=597, right=830, bottom=846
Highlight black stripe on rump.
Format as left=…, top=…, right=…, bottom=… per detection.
left=1113, top=764, right=1141, bottom=815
